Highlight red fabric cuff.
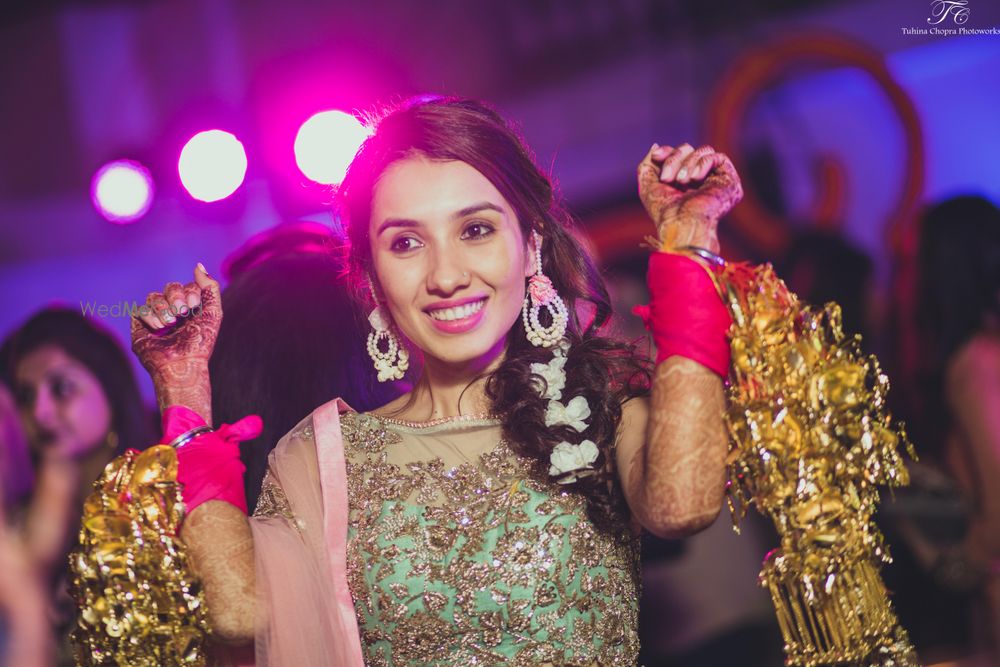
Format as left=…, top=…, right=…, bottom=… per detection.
left=160, top=405, right=209, bottom=441
left=632, top=252, right=732, bottom=377
left=159, top=406, right=262, bottom=515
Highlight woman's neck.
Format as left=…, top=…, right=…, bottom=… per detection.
left=395, top=343, right=505, bottom=421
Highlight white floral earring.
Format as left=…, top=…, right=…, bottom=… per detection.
left=366, top=283, right=409, bottom=382
left=522, top=230, right=568, bottom=347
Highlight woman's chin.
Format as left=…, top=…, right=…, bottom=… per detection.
left=421, top=335, right=506, bottom=371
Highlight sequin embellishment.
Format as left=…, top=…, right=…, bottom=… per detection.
left=340, top=412, right=640, bottom=666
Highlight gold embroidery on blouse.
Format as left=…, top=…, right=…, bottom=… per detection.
left=250, top=417, right=314, bottom=527
left=252, top=475, right=297, bottom=524
left=339, top=411, right=640, bottom=666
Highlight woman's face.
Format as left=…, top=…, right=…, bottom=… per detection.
left=369, top=156, right=534, bottom=370
left=14, top=345, right=113, bottom=459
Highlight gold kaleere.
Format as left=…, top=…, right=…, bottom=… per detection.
left=715, top=260, right=920, bottom=666
left=69, top=445, right=211, bottom=666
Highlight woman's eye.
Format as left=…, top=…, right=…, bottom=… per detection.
left=14, top=385, right=34, bottom=408
left=390, top=236, right=422, bottom=253
left=462, top=222, right=495, bottom=240
left=51, top=377, right=75, bottom=400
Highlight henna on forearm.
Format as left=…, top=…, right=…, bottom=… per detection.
left=632, top=357, right=727, bottom=536
left=621, top=143, right=738, bottom=536
left=151, top=359, right=212, bottom=424
left=182, top=500, right=255, bottom=644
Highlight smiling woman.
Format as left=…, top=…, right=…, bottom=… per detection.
left=126, top=95, right=744, bottom=666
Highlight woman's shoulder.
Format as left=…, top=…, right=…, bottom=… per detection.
left=946, top=331, right=1000, bottom=402
left=619, top=394, right=649, bottom=429
left=272, top=398, right=354, bottom=454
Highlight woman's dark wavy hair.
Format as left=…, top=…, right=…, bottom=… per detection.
left=337, top=96, right=651, bottom=532
left=914, top=194, right=1000, bottom=458
left=0, top=306, right=150, bottom=457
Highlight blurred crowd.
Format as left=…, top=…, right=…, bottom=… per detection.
left=1, top=196, right=998, bottom=666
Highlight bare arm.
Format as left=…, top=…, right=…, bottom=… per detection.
left=0, top=501, right=53, bottom=667
left=155, top=373, right=257, bottom=644
left=21, top=457, right=81, bottom=575
left=182, top=501, right=256, bottom=644
left=615, top=142, right=741, bottom=537
left=946, top=335, right=1000, bottom=559
left=617, top=360, right=727, bottom=537
left=133, top=265, right=255, bottom=644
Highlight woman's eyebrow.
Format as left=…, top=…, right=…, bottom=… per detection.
left=453, top=202, right=504, bottom=219
left=44, top=363, right=85, bottom=382
left=376, top=202, right=504, bottom=237
left=375, top=218, right=420, bottom=237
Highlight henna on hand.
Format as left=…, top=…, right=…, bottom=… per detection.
left=131, top=265, right=222, bottom=423
left=637, top=143, right=744, bottom=253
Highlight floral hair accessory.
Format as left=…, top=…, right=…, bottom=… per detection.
left=544, top=396, right=591, bottom=433
left=529, top=337, right=598, bottom=482
left=549, top=440, right=599, bottom=483
left=530, top=356, right=567, bottom=400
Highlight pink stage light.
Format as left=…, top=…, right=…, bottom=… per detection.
left=178, top=130, right=248, bottom=202
left=91, top=160, right=154, bottom=224
left=294, top=110, right=370, bottom=185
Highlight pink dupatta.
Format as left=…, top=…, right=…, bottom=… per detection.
left=247, top=398, right=365, bottom=666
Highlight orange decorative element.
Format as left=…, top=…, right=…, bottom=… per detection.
left=705, top=32, right=925, bottom=258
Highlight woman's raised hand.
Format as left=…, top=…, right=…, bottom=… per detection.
left=637, top=143, right=744, bottom=253
left=130, top=264, right=221, bottom=420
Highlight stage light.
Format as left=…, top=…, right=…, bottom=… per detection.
left=294, top=110, right=369, bottom=185
left=91, top=160, right=154, bottom=224
left=178, top=130, right=248, bottom=202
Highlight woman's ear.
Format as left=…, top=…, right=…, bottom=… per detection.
left=524, top=229, right=541, bottom=279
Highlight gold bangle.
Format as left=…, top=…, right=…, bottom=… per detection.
left=167, top=425, right=213, bottom=449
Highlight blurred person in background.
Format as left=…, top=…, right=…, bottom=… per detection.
left=899, top=194, right=1000, bottom=663
left=0, top=380, right=50, bottom=667
left=0, top=307, right=154, bottom=665
left=778, top=227, right=875, bottom=345
left=210, top=221, right=402, bottom=512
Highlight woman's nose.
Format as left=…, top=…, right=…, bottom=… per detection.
left=426, top=253, right=472, bottom=295
left=31, top=387, right=58, bottom=430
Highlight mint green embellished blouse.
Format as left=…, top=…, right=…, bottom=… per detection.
left=339, top=411, right=641, bottom=666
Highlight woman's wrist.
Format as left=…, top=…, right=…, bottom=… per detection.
left=152, top=358, right=212, bottom=424
left=656, top=212, right=720, bottom=255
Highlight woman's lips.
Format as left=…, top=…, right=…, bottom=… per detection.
left=426, top=297, right=488, bottom=334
